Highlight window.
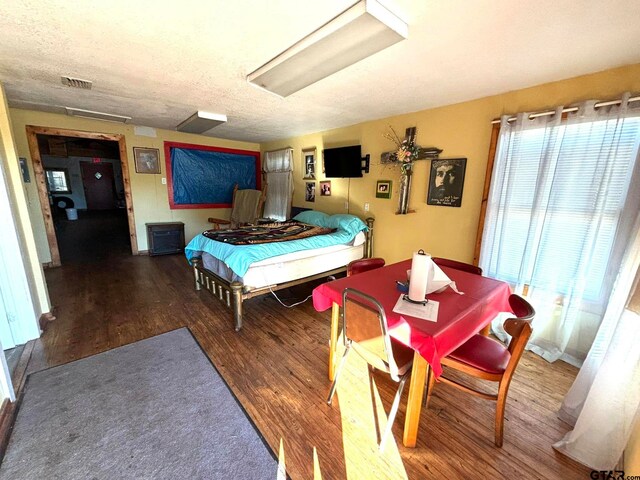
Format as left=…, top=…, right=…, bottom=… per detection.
left=263, top=148, right=293, bottom=221
left=45, top=168, right=71, bottom=193
left=478, top=98, right=640, bottom=364
left=485, top=117, right=640, bottom=302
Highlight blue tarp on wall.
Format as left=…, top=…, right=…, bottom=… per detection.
left=170, top=147, right=257, bottom=205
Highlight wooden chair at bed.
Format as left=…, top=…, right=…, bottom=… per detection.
left=208, top=184, right=266, bottom=230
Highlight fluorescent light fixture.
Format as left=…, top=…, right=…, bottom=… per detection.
left=176, top=111, right=228, bottom=134
left=247, top=0, right=408, bottom=97
left=65, top=107, right=131, bottom=123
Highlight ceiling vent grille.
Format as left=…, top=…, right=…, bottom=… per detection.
left=61, top=76, right=93, bottom=89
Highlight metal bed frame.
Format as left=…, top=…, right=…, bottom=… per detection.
left=191, top=217, right=374, bottom=331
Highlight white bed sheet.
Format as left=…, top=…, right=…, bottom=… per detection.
left=202, top=232, right=365, bottom=290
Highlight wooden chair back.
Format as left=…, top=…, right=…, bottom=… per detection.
left=347, top=257, right=385, bottom=276
left=427, top=292, right=535, bottom=447
left=504, top=294, right=535, bottom=358
left=229, top=184, right=266, bottom=225
left=432, top=257, right=482, bottom=275
left=342, top=288, right=401, bottom=380
left=208, top=183, right=266, bottom=230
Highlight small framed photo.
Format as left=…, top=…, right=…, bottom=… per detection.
left=134, top=147, right=161, bottom=174
left=427, top=158, right=466, bottom=207
left=305, top=182, right=316, bottom=202
left=376, top=180, right=392, bottom=199
left=320, top=180, right=331, bottom=196
left=302, top=147, right=316, bottom=179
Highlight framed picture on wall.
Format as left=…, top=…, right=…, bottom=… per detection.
left=426, top=158, right=466, bottom=207
left=320, top=181, right=331, bottom=196
left=376, top=180, right=392, bottom=199
left=305, top=182, right=316, bottom=202
left=134, top=147, right=161, bottom=174
left=302, top=147, right=316, bottom=179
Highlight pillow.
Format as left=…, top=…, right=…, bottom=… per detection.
left=326, top=214, right=368, bottom=236
left=292, top=210, right=330, bottom=227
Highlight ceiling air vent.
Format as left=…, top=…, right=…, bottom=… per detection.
left=61, top=76, right=93, bottom=89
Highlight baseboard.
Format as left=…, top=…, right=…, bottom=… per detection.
left=0, top=340, right=34, bottom=463
left=137, top=250, right=149, bottom=256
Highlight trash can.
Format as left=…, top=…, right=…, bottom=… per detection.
left=65, top=208, right=78, bottom=220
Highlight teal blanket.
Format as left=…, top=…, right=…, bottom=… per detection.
left=185, top=226, right=363, bottom=278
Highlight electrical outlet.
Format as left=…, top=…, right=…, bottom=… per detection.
left=364, top=202, right=370, bottom=212
left=161, top=177, right=167, bottom=185
left=344, top=201, right=349, bottom=210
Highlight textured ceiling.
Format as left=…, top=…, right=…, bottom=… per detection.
left=1, top=0, right=639, bottom=143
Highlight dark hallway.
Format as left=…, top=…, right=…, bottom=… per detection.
left=54, top=209, right=130, bottom=264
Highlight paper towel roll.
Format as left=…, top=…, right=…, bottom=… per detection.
left=408, top=250, right=432, bottom=302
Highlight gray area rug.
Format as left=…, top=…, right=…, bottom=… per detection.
left=0, top=328, right=277, bottom=479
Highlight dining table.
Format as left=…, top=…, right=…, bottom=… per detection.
left=312, top=259, right=512, bottom=447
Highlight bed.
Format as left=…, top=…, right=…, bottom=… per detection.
left=186, top=212, right=374, bottom=331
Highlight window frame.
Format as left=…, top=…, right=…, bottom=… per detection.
left=44, top=167, right=72, bottom=194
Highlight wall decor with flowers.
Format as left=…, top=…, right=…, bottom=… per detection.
left=381, top=126, right=442, bottom=214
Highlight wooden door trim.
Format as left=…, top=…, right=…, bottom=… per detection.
left=473, top=123, right=501, bottom=266
left=25, top=126, right=138, bottom=266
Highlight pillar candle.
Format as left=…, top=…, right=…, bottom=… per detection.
left=408, top=250, right=432, bottom=302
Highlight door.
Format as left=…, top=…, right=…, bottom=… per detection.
left=81, top=162, right=116, bottom=210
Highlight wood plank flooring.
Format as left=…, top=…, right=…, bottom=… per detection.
left=31, top=253, right=590, bottom=479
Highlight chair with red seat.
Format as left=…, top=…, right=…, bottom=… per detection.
left=347, top=257, right=385, bottom=277
left=432, top=257, right=482, bottom=276
left=327, top=288, right=414, bottom=452
left=425, top=294, right=535, bottom=447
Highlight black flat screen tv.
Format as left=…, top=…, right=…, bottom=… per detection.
left=323, top=145, right=362, bottom=178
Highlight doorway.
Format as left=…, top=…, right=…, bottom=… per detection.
left=26, top=126, right=138, bottom=266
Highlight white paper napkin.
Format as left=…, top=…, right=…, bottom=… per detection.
left=408, top=259, right=464, bottom=295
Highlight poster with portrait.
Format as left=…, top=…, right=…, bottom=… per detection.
left=305, top=182, right=316, bottom=202
left=426, top=158, right=466, bottom=207
left=320, top=180, right=331, bottom=196
left=302, top=147, right=316, bottom=179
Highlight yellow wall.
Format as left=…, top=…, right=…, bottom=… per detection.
left=8, top=63, right=640, bottom=267
left=262, top=64, right=640, bottom=264
left=0, top=85, right=50, bottom=313
left=9, top=109, right=259, bottom=263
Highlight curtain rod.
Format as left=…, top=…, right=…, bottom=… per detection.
left=491, top=95, right=640, bottom=124
left=263, top=146, right=293, bottom=153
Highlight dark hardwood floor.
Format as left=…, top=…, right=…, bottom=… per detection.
left=31, top=253, right=590, bottom=479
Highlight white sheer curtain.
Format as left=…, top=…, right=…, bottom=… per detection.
left=263, top=148, right=293, bottom=221
left=553, top=209, right=640, bottom=470
left=480, top=94, right=640, bottom=366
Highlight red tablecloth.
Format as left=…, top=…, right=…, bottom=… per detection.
left=312, top=259, right=512, bottom=378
